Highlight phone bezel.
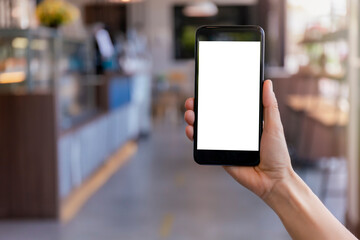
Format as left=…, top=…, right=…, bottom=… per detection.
left=193, top=25, right=265, bottom=166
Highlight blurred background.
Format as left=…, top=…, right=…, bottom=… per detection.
left=0, top=0, right=360, bottom=239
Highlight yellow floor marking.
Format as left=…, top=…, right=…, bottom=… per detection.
left=160, top=213, right=174, bottom=238
left=175, top=173, right=185, bottom=187
left=60, top=141, right=137, bottom=223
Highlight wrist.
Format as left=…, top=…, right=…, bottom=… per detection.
left=261, top=168, right=356, bottom=240
left=263, top=168, right=306, bottom=211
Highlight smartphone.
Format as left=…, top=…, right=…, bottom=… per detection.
left=193, top=25, right=265, bottom=166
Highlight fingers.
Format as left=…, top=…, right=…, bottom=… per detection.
left=184, top=98, right=194, bottom=141
left=185, top=125, right=193, bottom=140
left=185, top=98, right=194, bottom=111
left=262, top=80, right=283, bottom=134
left=184, top=110, right=195, bottom=125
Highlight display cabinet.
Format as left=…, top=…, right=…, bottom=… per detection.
left=0, top=27, right=144, bottom=219
left=0, top=28, right=99, bottom=131
left=0, top=28, right=56, bottom=92
left=57, top=38, right=98, bottom=130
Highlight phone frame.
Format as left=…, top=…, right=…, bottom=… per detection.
left=193, top=25, right=265, bottom=166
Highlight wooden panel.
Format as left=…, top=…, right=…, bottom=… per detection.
left=84, top=3, right=127, bottom=34
left=257, top=0, right=286, bottom=67
left=0, top=93, right=58, bottom=218
left=0, top=96, right=10, bottom=216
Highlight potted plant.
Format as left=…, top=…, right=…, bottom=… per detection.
left=36, top=0, right=79, bottom=28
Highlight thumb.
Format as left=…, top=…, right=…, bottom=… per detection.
left=263, top=80, right=283, bottom=134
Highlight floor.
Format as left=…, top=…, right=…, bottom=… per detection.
left=0, top=123, right=347, bottom=240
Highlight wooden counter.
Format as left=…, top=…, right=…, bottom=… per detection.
left=0, top=90, right=139, bottom=218
left=0, top=93, right=58, bottom=217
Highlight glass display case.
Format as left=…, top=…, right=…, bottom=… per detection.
left=57, top=38, right=98, bottom=130
left=0, top=28, right=99, bottom=131
left=0, top=28, right=56, bottom=92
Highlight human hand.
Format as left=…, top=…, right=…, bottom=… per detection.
left=186, top=80, right=357, bottom=240
left=184, top=80, right=294, bottom=201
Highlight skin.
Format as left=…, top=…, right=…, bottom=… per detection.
left=184, top=80, right=357, bottom=240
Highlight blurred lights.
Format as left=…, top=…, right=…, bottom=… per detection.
left=0, top=71, right=26, bottom=84
left=183, top=1, right=218, bottom=17
left=11, top=38, right=48, bottom=50
left=108, top=0, right=143, bottom=3
left=31, top=39, right=48, bottom=51
left=12, top=37, right=28, bottom=49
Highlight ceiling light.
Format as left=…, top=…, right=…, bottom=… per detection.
left=183, top=1, right=218, bottom=17
left=108, top=0, right=143, bottom=3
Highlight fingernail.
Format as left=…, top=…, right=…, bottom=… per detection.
left=269, top=80, right=273, bottom=92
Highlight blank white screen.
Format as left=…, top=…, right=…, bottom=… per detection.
left=197, top=41, right=260, bottom=151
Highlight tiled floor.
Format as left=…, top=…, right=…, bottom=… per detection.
left=0, top=123, right=346, bottom=240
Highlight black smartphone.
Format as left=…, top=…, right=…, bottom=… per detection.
left=193, top=25, right=265, bottom=166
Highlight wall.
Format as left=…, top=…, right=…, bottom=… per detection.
left=70, top=0, right=258, bottom=94
left=135, top=0, right=258, bottom=75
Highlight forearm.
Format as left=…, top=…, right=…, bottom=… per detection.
left=265, top=170, right=356, bottom=240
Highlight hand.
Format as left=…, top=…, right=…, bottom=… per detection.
left=184, top=80, right=294, bottom=200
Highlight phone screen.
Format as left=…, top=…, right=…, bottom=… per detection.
left=197, top=40, right=261, bottom=151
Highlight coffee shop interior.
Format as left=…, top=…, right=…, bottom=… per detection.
left=1, top=0, right=360, bottom=239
